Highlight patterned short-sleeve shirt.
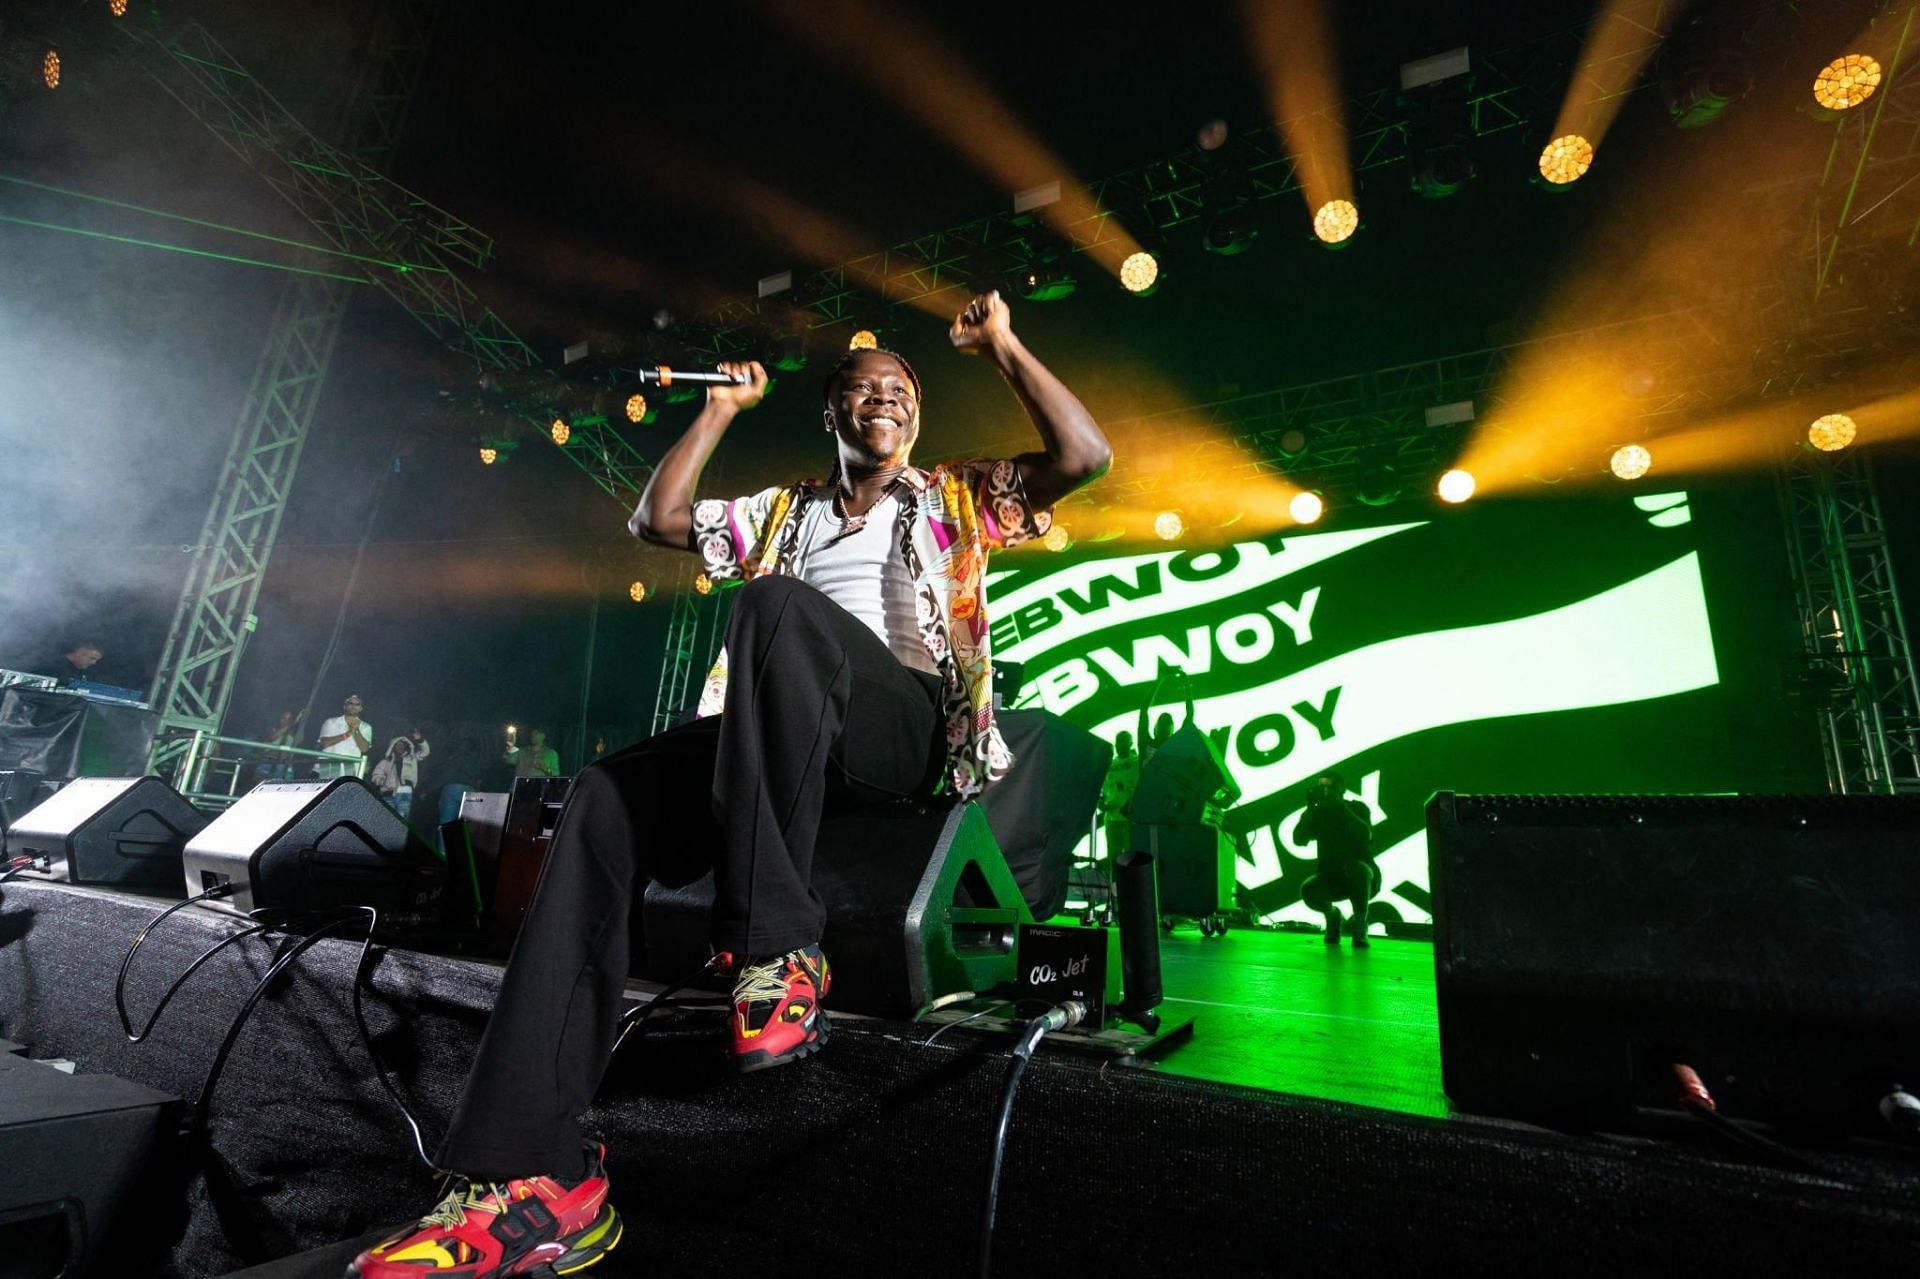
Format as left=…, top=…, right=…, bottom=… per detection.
left=690, top=458, right=1050, bottom=798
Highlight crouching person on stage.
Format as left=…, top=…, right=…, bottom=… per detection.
left=350, top=290, right=1111, bottom=1277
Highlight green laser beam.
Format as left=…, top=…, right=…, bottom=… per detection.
left=0, top=213, right=370, bottom=283
left=0, top=173, right=432, bottom=273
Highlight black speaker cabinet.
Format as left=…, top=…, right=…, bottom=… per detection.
left=1132, top=723, right=1238, bottom=824
left=1428, top=791, right=1920, bottom=1137
left=1144, top=822, right=1237, bottom=918
left=6, top=777, right=207, bottom=891
left=490, top=775, right=573, bottom=939
left=643, top=802, right=1031, bottom=1017
left=0, top=769, right=45, bottom=845
left=0, top=1042, right=181, bottom=1278
left=181, top=777, right=445, bottom=925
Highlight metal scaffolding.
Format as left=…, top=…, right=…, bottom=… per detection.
left=140, top=4, right=665, bottom=773
left=145, top=5, right=442, bottom=760
left=650, top=565, right=733, bottom=736
left=1778, top=448, right=1920, bottom=792
left=1774, top=1, right=1920, bottom=794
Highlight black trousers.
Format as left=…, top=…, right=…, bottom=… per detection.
left=1299, top=859, right=1382, bottom=921
left=437, top=575, right=944, bottom=1179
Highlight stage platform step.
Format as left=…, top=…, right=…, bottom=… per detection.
left=2, top=880, right=1917, bottom=1277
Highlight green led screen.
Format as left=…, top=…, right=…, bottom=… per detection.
left=991, top=492, right=1724, bottom=928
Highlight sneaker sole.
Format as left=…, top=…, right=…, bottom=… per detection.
left=548, top=1204, right=623, bottom=1275
left=734, top=1009, right=830, bottom=1074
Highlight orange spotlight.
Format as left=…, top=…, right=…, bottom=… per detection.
left=694, top=573, right=714, bottom=595
left=1042, top=524, right=1072, bottom=552
left=42, top=50, right=60, bottom=90
left=1814, top=55, right=1882, bottom=111
left=549, top=418, right=571, bottom=446
left=1550, top=0, right=1680, bottom=151
left=625, top=394, right=647, bottom=423
left=1313, top=200, right=1359, bottom=245
left=478, top=446, right=498, bottom=465
left=1808, top=413, right=1858, bottom=451
left=1611, top=444, right=1652, bottom=479
left=1120, top=251, right=1160, bottom=295
left=848, top=329, right=879, bottom=351
left=1538, top=134, right=1595, bottom=185
left=628, top=581, right=648, bottom=603
left=1289, top=491, right=1325, bottom=524
left=1154, top=511, right=1185, bottom=541
left=1240, top=0, right=1351, bottom=218
left=1437, top=469, right=1476, bottom=504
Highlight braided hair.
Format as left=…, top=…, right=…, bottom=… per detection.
left=820, top=347, right=923, bottom=409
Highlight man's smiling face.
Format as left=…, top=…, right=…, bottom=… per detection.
left=824, top=351, right=921, bottom=468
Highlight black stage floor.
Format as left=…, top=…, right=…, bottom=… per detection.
left=4, top=881, right=1919, bottom=1277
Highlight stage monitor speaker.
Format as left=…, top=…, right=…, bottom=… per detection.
left=1428, top=791, right=1920, bottom=1137
left=1, top=769, right=46, bottom=840
left=490, top=775, right=572, bottom=940
left=1132, top=723, right=1238, bottom=825
left=643, top=801, right=1031, bottom=1017
left=0, top=1043, right=181, bottom=1277
left=456, top=790, right=510, bottom=868
left=7, top=777, right=207, bottom=891
left=181, top=777, right=445, bottom=926
left=1143, top=823, right=1237, bottom=918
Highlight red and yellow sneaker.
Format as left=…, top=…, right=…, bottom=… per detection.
left=728, top=943, right=830, bottom=1073
left=347, top=1144, right=621, bottom=1278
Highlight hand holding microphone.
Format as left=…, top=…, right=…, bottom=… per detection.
left=695, top=360, right=769, bottom=412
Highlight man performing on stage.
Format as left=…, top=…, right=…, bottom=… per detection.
left=351, top=290, right=1111, bottom=1277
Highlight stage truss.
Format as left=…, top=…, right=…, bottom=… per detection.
left=144, top=4, right=443, bottom=768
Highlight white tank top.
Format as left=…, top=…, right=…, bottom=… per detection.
left=791, top=492, right=935, bottom=674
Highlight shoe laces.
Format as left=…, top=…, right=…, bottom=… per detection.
left=733, top=950, right=813, bottom=1006
left=420, top=1179, right=512, bottom=1230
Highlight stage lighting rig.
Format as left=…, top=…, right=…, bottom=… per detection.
left=625, top=394, right=648, bottom=424
left=109, top=0, right=127, bottom=16
left=1814, top=54, right=1881, bottom=112
left=771, top=327, right=810, bottom=372
left=1016, top=257, right=1076, bottom=303
left=1313, top=199, right=1360, bottom=246
left=1200, top=146, right=1259, bottom=256
left=1402, top=66, right=1477, bottom=200
left=1357, top=460, right=1402, bottom=506
left=1411, top=141, right=1475, bottom=199
left=1611, top=444, right=1652, bottom=480
left=1808, top=413, right=1857, bottom=452
left=477, top=436, right=518, bottom=466
left=42, top=47, right=59, bottom=89
left=1289, top=491, right=1325, bottom=525
left=1661, top=44, right=1751, bottom=129
left=1437, top=469, right=1476, bottom=504
left=1537, top=134, right=1594, bottom=187
left=1202, top=199, right=1258, bottom=256
left=549, top=417, right=571, bottom=446
left=628, top=580, right=648, bottom=604
left=1120, top=251, right=1160, bottom=296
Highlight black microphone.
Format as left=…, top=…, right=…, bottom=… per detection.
left=634, top=366, right=751, bottom=387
